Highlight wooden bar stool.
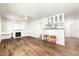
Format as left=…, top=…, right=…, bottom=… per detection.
left=49, top=35, right=56, bottom=44
left=47, top=35, right=56, bottom=47
left=43, top=34, right=49, bottom=40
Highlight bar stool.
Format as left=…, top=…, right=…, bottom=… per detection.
left=50, top=35, right=56, bottom=44
left=43, top=34, right=49, bottom=40
left=47, top=35, right=56, bottom=47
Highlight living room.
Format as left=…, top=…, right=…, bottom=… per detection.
left=0, top=3, right=79, bottom=56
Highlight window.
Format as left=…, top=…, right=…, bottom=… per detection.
left=59, top=15, right=62, bottom=21
left=51, top=17, right=53, bottom=23
left=55, top=16, right=57, bottom=22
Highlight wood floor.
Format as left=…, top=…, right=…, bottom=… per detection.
left=65, top=37, right=79, bottom=49
left=0, top=36, right=79, bottom=56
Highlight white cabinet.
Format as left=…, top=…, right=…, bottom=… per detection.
left=42, top=29, right=65, bottom=46
left=45, top=13, right=64, bottom=29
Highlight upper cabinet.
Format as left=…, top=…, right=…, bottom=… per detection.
left=44, top=13, right=64, bottom=29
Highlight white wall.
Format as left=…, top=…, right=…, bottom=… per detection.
left=64, top=18, right=79, bottom=38
left=1, top=17, right=48, bottom=39
left=64, top=20, right=71, bottom=37
left=1, top=16, right=29, bottom=39
left=28, top=20, right=41, bottom=37
left=70, top=19, right=79, bottom=38
left=28, top=18, right=48, bottom=38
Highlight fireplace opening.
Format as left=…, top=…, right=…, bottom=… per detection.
left=15, top=32, right=21, bottom=37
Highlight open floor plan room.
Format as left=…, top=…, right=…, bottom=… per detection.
left=0, top=3, right=79, bottom=56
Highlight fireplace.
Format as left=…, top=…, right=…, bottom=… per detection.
left=15, top=32, right=21, bottom=37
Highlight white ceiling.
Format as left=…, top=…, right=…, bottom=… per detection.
left=0, top=3, right=79, bottom=20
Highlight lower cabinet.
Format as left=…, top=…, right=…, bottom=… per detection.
left=42, top=29, right=65, bottom=46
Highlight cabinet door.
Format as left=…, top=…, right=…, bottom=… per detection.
left=55, top=30, right=65, bottom=45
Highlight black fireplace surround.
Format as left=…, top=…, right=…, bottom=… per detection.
left=15, top=32, right=21, bottom=37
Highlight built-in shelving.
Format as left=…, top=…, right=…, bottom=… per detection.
left=44, top=13, right=64, bottom=29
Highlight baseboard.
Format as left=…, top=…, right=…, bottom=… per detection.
left=65, top=37, right=79, bottom=39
